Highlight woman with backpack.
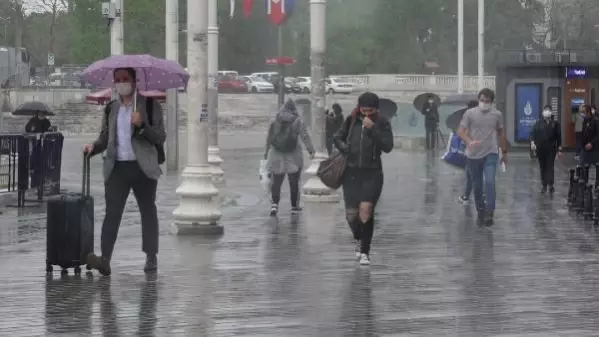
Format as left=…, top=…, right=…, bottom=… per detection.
left=333, top=92, right=394, bottom=265
left=265, top=99, right=315, bottom=216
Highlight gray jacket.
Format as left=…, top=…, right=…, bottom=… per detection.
left=265, top=101, right=314, bottom=175
left=571, top=112, right=584, bottom=132
left=92, top=95, right=166, bottom=181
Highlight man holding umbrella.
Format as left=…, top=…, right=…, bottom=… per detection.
left=423, top=97, right=440, bottom=149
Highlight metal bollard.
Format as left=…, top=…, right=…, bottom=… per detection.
left=576, top=165, right=583, bottom=179
left=585, top=184, right=594, bottom=219
left=576, top=179, right=586, bottom=212
left=584, top=164, right=591, bottom=183
left=568, top=168, right=576, bottom=204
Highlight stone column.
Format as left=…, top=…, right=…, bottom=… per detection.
left=301, top=0, right=340, bottom=203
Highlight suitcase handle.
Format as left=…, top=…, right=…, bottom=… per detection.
left=82, top=154, right=91, bottom=196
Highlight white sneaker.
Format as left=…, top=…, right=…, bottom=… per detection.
left=359, top=253, right=370, bottom=265
left=458, top=196, right=469, bottom=205
left=355, top=240, right=361, bottom=258
left=269, top=204, right=278, bottom=216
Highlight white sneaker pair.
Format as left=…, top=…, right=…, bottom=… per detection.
left=354, top=240, right=370, bottom=265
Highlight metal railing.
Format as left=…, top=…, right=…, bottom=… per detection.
left=0, top=132, right=64, bottom=207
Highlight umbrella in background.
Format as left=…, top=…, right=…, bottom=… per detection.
left=445, top=100, right=478, bottom=130
left=413, top=92, right=440, bottom=113
left=86, top=88, right=167, bottom=105
left=82, top=54, right=189, bottom=91
left=379, top=98, right=398, bottom=120
left=13, top=101, right=54, bottom=116
left=441, top=93, right=477, bottom=105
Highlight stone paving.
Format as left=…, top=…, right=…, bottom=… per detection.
left=2, top=142, right=599, bottom=336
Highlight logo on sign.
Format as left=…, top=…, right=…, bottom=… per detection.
left=566, top=67, right=587, bottom=78
left=524, top=101, right=532, bottom=116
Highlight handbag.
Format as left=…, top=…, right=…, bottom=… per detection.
left=317, top=116, right=357, bottom=189
left=441, top=132, right=467, bottom=169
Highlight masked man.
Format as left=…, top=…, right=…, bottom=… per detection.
left=531, top=105, right=562, bottom=194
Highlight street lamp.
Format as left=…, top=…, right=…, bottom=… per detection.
left=0, top=17, right=8, bottom=45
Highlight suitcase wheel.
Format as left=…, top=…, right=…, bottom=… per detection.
left=60, top=269, right=68, bottom=276
left=46, top=264, right=53, bottom=274
left=74, top=266, right=81, bottom=275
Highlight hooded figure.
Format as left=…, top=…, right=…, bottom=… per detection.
left=422, top=97, right=439, bottom=149
left=325, top=103, right=344, bottom=155
left=531, top=104, right=562, bottom=193
left=264, top=99, right=315, bottom=216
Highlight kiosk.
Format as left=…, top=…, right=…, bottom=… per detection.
left=495, top=50, right=599, bottom=149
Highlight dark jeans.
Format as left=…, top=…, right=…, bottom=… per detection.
left=537, top=150, right=556, bottom=186
left=463, top=166, right=473, bottom=198
left=425, top=126, right=436, bottom=149
left=271, top=170, right=301, bottom=207
left=576, top=132, right=583, bottom=155
left=343, top=168, right=383, bottom=255
left=467, top=154, right=498, bottom=212
left=101, top=161, right=159, bottom=259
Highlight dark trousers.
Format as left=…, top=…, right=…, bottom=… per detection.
left=271, top=170, right=301, bottom=207
left=537, top=150, right=556, bottom=187
left=101, top=161, right=159, bottom=259
left=576, top=132, right=583, bottom=155
left=425, top=126, right=436, bottom=149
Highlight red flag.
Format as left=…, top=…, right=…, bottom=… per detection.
left=243, top=0, right=254, bottom=17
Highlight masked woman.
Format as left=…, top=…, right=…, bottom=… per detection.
left=333, top=92, right=394, bottom=265
left=530, top=105, right=562, bottom=194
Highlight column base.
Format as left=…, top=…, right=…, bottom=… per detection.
left=301, top=153, right=341, bottom=203
left=208, top=146, right=225, bottom=182
left=171, top=163, right=223, bottom=236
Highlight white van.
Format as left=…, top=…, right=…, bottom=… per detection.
left=250, top=72, right=279, bottom=82
left=217, top=70, right=239, bottom=78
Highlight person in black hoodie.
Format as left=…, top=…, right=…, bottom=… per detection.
left=578, top=104, right=599, bottom=166
left=333, top=92, right=394, bottom=266
left=422, top=97, right=439, bottom=149
left=25, top=112, right=52, bottom=133
left=530, top=105, right=562, bottom=194
left=325, top=103, right=344, bottom=155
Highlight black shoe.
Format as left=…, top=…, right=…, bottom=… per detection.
left=541, top=185, right=547, bottom=194
left=477, top=209, right=485, bottom=226
left=549, top=186, right=555, bottom=194
left=144, top=254, right=158, bottom=273
left=86, top=253, right=111, bottom=276
left=484, top=211, right=494, bottom=226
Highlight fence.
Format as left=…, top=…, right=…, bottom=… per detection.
left=0, top=132, right=64, bottom=207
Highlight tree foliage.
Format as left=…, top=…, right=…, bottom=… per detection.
left=0, top=0, right=561, bottom=75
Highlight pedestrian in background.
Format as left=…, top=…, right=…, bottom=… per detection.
left=531, top=104, right=562, bottom=194
left=334, top=92, right=393, bottom=265
left=578, top=104, right=599, bottom=166
left=423, top=97, right=439, bottom=149
left=83, top=67, right=165, bottom=276
left=325, top=103, right=344, bottom=155
left=572, top=104, right=585, bottom=159
left=265, top=99, right=314, bottom=216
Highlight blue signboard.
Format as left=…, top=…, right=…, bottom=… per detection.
left=515, top=84, right=541, bottom=142
left=566, top=67, right=588, bottom=78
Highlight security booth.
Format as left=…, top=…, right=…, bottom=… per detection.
left=495, top=49, right=599, bottom=149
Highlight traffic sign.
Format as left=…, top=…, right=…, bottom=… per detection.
left=266, top=57, right=296, bottom=65
left=265, top=0, right=295, bottom=26
left=47, top=53, right=54, bottom=66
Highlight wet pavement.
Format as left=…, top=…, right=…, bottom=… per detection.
left=2, top=143, right=599, bottom=336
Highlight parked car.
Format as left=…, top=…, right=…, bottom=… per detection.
left=251, top=72, right=279, bottom=83
left=325, top=77, right=353, bottom=94
left=218, top=70, right=239, bottom=78
left=240, top=75, right=274, bottom=93
left=295, top=76, right=311, bottom=93
left=218, top=75, right=247, bottom=93
left=285, top=78, right=302, bottom=94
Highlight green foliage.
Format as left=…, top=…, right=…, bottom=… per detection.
left=9, top=0, right=548, bottom=75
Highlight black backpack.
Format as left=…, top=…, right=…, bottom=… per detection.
left=104, top=97, right=166, bottom=164
left=270, top=120, right=298, bottom=153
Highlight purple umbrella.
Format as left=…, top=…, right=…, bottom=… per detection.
left=82, top=54, right=189, bottom=91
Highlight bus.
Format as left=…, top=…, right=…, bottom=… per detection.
left=0, top=46, right=30, bottom=88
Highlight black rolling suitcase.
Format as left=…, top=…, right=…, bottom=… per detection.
left=46, top=155, right=94, bottom=275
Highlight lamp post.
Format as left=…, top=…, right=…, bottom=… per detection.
left=477, top=0, right=485, bottom=90
left=110, top=0, right=124, bottom=55
left=207, top=0, right=224, bottom=182
left=171, top=0, right=223, bottom=235
left=301, top=0, right=340, bottom=203
left=457, top=0, right=464, bottom=94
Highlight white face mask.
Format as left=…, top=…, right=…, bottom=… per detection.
left=542, top=110, right=552, bottom=118
left=478, top=101, right=491, bottom=111
left=115, top=82, right=133, bottom=96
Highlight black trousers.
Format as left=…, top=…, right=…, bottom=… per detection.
left=271, top=170, right=301, bottom=207
left=343, top=168, right=383, bottom=255
left=101, top=161, right=159, bottom=259
left=425, top=126, right=436, bottom=149
left=537, top=150, right=556, bottom=187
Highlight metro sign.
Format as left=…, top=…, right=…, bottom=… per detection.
left=265, top=0, right=295, bottom=26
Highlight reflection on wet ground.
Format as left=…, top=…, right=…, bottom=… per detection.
left=2, top=143, right=599, bottom=336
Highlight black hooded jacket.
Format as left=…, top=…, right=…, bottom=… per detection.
left=531, top=118, right=561, bottom=153
left=333, top=112, right=394, bottom=169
